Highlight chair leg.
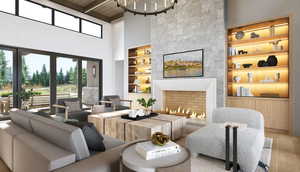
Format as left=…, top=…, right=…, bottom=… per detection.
left=225, top=125, right=231, bottom=171
left=233, top=126, right=238, bottom=172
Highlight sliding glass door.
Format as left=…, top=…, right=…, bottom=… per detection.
left=0, top=48, right=15, bottom=109
left=56, top=57, right=79, bottom=99
left=20, top=51, right=51, bottom=109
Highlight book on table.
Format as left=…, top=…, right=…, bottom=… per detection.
left=135, top=141, right=181, bottom=160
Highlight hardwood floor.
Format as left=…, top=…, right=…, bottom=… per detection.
left=0, top=132, right=299, bottom=172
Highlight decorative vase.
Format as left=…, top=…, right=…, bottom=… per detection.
left=21, top=101, right=30, bottom=110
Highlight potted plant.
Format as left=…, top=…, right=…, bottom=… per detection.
left=137, top=98, right=156, bottom=115
left=17, top=88, right=41, bottom=110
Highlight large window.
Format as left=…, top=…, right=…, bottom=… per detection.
left=0, top=49, right=14, bottom=108
left=21, top=52, right=50, bottom=107
left=0, top=0, right=15, bottom=14
left=82, top=20, right=102, bottom=38
left=19, top=0, right=52, bottom=24
left=0, top=0, right=103, bottom=38
left=55, top=11, right=80, bottom=32
left=56, top=57, right=78, bottom=99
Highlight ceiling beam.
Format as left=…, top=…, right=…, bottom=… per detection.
left=48, top=0, right=111, bottom=22
left=83, top=0, right=110, bottom=13
left=109, top=13, right=124, bottom=22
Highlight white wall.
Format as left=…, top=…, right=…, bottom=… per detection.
left=227, top=0, right=300, bottom=136
left=0, top=1, right=115, bottom=95
left=123, top=13, right=151, bottom=98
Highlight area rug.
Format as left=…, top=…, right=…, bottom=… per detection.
left=191, top=138, right=273, bottom=172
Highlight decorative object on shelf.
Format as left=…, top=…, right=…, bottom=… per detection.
left=234, top=63, right=241, bottom=69
left=235, top=31, right=245, bottom=40
left=247, top=72, right=253, bottom=83
left=233, top=76, right=241, bottom=83
left=238, top=50, right=248, bottom=55
left=151, top=132, right=170, bottom=146
left=163, top=49, right=204, bottom=78
left=275, top=72, right=281, bottom=82
left=243, top=64, right=252, bottom=68
left=114, top=0, right=177, bottom=16
left=137, top=98, right=156, bottom=115
left=250, top=32, right=260, bottom=39
left=270, top=40, right=284, bottom=51
left=229, top=47, right=238, bottom=56
left=260, top=76, right=275, bottom=83
left=237, top=87, right=253, bottom=97
left=257, top=60, right=268, bottom=67
left=267, top=55, right=278, bottom=66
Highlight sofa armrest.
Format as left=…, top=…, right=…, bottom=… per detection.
left=54, top=143, right=131, bottom=172
left=14, top=133, right=75, bottom=172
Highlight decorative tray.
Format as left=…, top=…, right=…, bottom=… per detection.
left=121, top=113, right=159, bottom=121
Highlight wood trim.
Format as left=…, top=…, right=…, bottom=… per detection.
left=83, top=0, right=109, bottom=13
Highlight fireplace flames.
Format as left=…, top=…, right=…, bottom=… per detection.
left=158, top=107, right=206, bottom=120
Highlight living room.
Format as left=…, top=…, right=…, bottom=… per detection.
left=0, top=0, right=299, bottom=172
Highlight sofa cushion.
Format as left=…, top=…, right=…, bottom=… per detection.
left=14, top=133, right=75, bottom=172
left=30, top=115, right=90, bottom=161
left=65, top=101, right=82, bottom=113
left=66, top=121, right=106, bottom=152
left=56, top=98, right=80, bottom=113
left=9, top=110, right=34, bottom=132
left=102, top=135, right=124, bottom=150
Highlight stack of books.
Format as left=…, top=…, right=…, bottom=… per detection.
left=135, top=141, right=181, bottom=160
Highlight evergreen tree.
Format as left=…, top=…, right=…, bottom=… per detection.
left=0, top=50, right=7, bottom=88
left=69, top=67, right=74, bottom=84
left=64, top=70, right=71, bottom=84
left=40, top=64, right=48, bottom=86
left=57, top=68, right=64, bottom=85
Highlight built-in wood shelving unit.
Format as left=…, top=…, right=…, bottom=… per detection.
left=128, top=45, right=152, bottom=93
left=226, top=17, right=291, bottom=133
left=227, top=17, right=289, bottom=98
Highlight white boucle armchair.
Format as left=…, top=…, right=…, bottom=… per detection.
left=186, top=107, right=265, bottom=172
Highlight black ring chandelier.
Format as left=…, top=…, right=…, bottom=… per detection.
left=114, top=0, right=178, bottom=16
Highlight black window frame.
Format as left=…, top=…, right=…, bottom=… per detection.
left=0, top=0, right=103, bottom=39
left=0, top=44, right=103, bottom=112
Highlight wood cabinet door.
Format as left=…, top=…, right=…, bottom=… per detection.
left=271, top=100, right=289, bottom=131
left=226, top=97, right=256, bottom=109
left=255, top=99, right=272, bottom=128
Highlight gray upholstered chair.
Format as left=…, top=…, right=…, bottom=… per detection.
left=186, top=107, right=265, bottom=172
left=53, top=98, right=91, bottom=121
left=100, top=95, right=132, bottom=111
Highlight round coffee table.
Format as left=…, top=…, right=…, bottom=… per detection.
left=120, top=140, right=191, bottom=172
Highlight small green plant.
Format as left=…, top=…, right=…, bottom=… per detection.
left=17, top=89, right=41, bottom=101
left=137, top=98, right=156, bottom=109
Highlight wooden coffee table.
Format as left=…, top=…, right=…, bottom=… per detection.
left=151, top=114, right=186, bottom=140
left=105, top=117, right=133, bottom=141
left=125, top=119, right=171, bottom=142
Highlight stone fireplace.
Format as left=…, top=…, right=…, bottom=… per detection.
left=152, top=78, right=217, bottom=123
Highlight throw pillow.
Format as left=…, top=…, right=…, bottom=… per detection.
left=110, top=97, right=121, bottom=107
left=65, top=101, right=81, bottom=112
left=66, top=121, right=106, bottom=152
left=92, top=105, right=106, bottom=114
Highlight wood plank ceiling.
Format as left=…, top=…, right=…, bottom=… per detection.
left=49, top=0, right=124, bottom=22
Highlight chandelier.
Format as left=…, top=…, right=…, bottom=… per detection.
left=115, top=0, right=178, bottom=16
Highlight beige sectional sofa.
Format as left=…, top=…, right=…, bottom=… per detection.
left=0, top=110, right=129, bottom=172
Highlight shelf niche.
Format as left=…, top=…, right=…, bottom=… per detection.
left=128, top=45, right=152, bottom=94
left=227, top=17, right=289, bottom=98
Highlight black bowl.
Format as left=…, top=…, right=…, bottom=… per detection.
left=243, top=64, right=252, bottom=68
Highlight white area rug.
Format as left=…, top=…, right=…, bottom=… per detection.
left=191, top=138, right=273, bottom=172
